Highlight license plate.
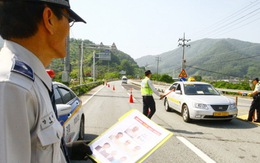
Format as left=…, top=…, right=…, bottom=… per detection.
left=213, top=112, right=229, bottom=116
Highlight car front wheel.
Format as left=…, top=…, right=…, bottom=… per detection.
left=182, top=104, right=191, bottom=123
left=78, top=117, right=85, bottom=140
left=164, top=98, right=171, bottom=112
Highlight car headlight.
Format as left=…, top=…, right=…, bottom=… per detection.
left=194, top=103, right=209, bottom=110
left=229, top=103, right=237, bottom=110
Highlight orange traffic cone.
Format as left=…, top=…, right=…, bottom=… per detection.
left=113, top=85, right=115, bottom=91
left=129, top=88, right=134, bottom=103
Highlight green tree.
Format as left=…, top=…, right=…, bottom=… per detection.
left=120, top=59, right=134, bottom=76
left=159, top=74, right=174, bottom=83
left=150, top=73, right=161, bottom=81
left=104, top=72, right=120, bottom=80
left=194, top=75, right=202, bottom=81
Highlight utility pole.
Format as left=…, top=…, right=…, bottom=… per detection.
left=62, top=36, right=71, bottom=83
left=78, top=42, right=97, bottom=83
left=155, top=56, right=161, bottom=82
left=92, top=51, right=96, bottom=82
left=80, top=41, right=84, bottom=85
left=78, top=42, right=112, bottom=83
left=178, top=33, right=190, bottom=70
left=78, top=43, right=81, bottom=82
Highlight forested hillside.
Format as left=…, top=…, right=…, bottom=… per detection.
left=2, top=37, right=260, bottom=81
left=49, top=38, right=141, bottom=81
left=136, top=38, right=260, bottom=80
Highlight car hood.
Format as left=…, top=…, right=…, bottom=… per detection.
left=184, top=95, right=235, bottom=105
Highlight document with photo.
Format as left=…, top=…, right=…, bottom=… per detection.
left=89, top=109, right=173, bottom=163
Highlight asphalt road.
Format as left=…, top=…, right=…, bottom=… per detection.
left=79, top=81, right=260, bottom=163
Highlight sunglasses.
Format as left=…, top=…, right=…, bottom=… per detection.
left=61, top=12, right=75, bottom=27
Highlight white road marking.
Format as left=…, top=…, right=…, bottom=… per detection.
left=82, top=86, right=104, bottom=106
left=176, top=136, right=216, bottom=163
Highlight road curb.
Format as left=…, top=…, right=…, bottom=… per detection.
left=236, top=114, right=260, bottom=126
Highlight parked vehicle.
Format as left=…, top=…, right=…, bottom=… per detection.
left=122, top=76, right=128, bottom=84
left=53, top=82, right=85, bottom=143
left=163, top=81, right=238, bottom=122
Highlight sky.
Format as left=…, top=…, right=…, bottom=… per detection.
left=69, top=0, right=260, bottom=59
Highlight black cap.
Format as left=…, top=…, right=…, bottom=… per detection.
left=145, top=70, right=152, bottom=76
left=253, top=78, right=259, bottom=82
left=26, top=0, right=86, bottom=23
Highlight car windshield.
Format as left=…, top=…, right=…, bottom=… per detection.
left=184, top=84, right=220, bottom=95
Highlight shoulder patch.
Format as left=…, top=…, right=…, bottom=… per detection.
left=11, top=60, right=34, bottom=81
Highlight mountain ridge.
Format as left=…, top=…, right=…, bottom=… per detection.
left=135, top=38, right=260, bottom=79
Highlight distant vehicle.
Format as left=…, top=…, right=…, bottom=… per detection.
left=163, top=81, right=238, bottom=122
left=53, top=82, right=85, bottom=143
left=122, top=76, right=127, bottom=84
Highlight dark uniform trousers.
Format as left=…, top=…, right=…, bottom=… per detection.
left=142, top=96, right=156, bottom=119
left=248, top=93, right=260, bottom=121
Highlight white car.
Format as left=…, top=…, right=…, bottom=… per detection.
left=122, top=76, right=128, bottom=84
left=164, top=81, right=238, bottom=122
left=53, top=82, right=85, bottom=143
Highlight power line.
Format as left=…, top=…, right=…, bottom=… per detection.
left=164, top=51, right=260, bottom=78
left=193, top=0, right=260, bottom=36
left=205, top=54, right=260, bottom=65
left=199, top=44, right=260, bottom=66
left=207, top=7, right=260, bottom=37
left=146, top=40, right=260, bottom=78
left=186, top=65, right=240, bottom=78
left=191, top=0, right=260, bottom=40
left=211, top=16, right=260, bottom=37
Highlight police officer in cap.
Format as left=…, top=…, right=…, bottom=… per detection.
left=247, top=78, right=260, bottom=122
left=141, top=70, right=163, bottom=119
left=0, top=0, right=92, bottom=162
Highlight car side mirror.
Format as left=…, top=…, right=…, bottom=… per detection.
left=56, top=104, right=72, bottom=117
left=175, top=90, right=182, bottom=95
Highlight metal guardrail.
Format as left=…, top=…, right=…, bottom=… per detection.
left=130, top=80, right=251, bottom=95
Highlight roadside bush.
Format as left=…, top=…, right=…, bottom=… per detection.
left=159, top=74, right=174, bottom=83
left=210, top=81, right=251, bottom=90
left=71, top=81, right=103, bottom=96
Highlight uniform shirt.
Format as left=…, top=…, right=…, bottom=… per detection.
left=254, top=82, right=260, bottom=93
left=141, top=77, right=160, bottom=97
left=0, top=40, right=66, bottom=163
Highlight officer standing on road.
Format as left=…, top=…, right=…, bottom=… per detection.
left=0, top=1, right=92, bottom=162
left=247, top=78, right=260, bottom=122
left=141, top=70, right=163, bottom=119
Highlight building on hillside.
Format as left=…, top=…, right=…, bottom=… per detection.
left=111, top=42, right=117, bottom=50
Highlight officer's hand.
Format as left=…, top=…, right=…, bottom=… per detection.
left=66, top=140, right=93, bottom=160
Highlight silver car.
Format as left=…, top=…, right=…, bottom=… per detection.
left=164, top=81, right=238, bottom=122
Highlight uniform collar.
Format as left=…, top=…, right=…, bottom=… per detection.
left=3, top=40, right=52, bottom=91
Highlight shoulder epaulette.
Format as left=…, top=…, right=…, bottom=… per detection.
left=11, top=60, right=34, bottom=81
